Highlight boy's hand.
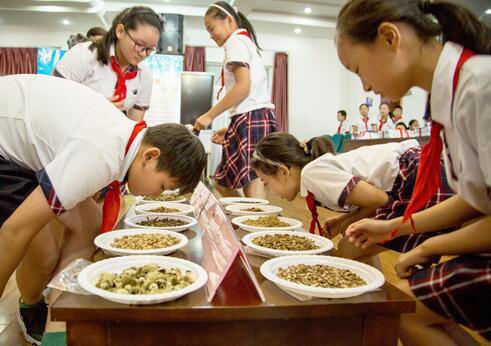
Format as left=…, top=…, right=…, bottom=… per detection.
left=345, top=218, right=395, bottom=249
left=108, top=95, right=125, bottom=111
left=194, top=113, right=213, bottom=131
left=211, top=128, right=228, bottom=145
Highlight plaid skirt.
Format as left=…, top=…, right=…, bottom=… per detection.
left=215, top=108, right=278, bottom=189
left=0, top=155, right=38, bottom=226
left=375, top=147, right=456, bottom=253
left=409, top=253, right=491, bottom=340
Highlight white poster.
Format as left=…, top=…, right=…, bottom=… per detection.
left=145, top=54, right=183, bottom=126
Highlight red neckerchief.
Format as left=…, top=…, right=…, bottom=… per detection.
left=385, top=48, right=476, bottom=241
left=306, top=192, right=322, bottom=235
left=378, top=118, right=385, bottom=131
left=337, top=120, right=344, bottom=134
left=362, top=117, right=369, bottom=131
left=217, top=30, right=253, bottom=100
left=111, top=56, right=138, bottom=103
left=100, top=120, right=147, bottom=233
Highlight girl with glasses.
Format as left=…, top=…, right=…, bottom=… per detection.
left=54, top=6, right=163, bottom=121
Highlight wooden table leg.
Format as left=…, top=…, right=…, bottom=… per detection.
left=362, top=314, right=401, bottom=346
left=67, top=321, right=107, bottom=346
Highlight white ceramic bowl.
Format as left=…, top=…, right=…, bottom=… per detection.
left=135, top=194, right=186, bottom=205
left=134, top=202, right=194, bottom=216
left=260, top=255, right=385, bottom=299
left=242, top=231, right=333, bottom=257
left=219, top=197, right=269, bottom=206
left=78, top=255, right=208, bottom=305
left=225, top=204, right=283, bottom=216
left=124, top=214, right=197, bottom=232
left=232, top=215, right=302, bottom=232
left=94, top=228, right=189, bottom=256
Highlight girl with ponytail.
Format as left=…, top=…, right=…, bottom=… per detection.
left=337, top=0, right=491, bottom=342
left=252, top=133, right=454, bottom=260
left=194, top=2, right=278, bottom=199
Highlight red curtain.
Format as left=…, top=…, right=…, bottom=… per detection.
left=272, top=52, right=288, bottom=132
left=0, top=48, right=38, bottom=75
left=184, top=46, right=205, bottom=72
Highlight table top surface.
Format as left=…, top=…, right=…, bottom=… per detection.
left=51, top=206, right=415, bottom=323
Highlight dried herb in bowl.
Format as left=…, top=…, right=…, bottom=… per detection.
left=147, top=206, right=180, bottom=213
left=252, top=234, right=319, bottom=251
left=111, top=233, right=180, bottom=250
left=136, top=217, right=189, bottom=228
left=243, top=215, right=290, bottom=228
left=240, top=207, right=265, bottom=213
left=277, top=264, right=367, bottom=288
left=143, top=194, right=182, bottom=201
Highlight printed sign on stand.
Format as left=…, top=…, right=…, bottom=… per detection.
left=189, top=185, right=265, bottom=305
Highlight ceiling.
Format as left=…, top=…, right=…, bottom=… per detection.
left=0, top=0, right=489, bottom=39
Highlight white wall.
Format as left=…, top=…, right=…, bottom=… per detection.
left=0, top=24, right=428, bottom=139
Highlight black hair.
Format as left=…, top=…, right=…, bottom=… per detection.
left=393, top=105, right=403, bottom=111
left=379, top=102, right=390, bottom=108
left=337, top=110, right=347, bottom=117
left=205, top=1, right=261, bottom=50
left=251, top=133, right=336, bottom=176
left=337, top=0, right=491, bottom=54
left=359, top=103, right=369, bottom=109
left=396, top=121, right=408, bottom=129
left=90, top=6, right=163, bottom=65
left=408, top=119, right=419, bottom=127
left=86, top=27, right=107, bottom=38
left=142, top=124, right=206, bottom=194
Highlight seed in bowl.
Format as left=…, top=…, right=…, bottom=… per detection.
left=241, top=207, right=265, bottom=213
left=111, top=233, right=180, bottom=250
left=136, top=217, right=189, bottom=228
left=234, top=200, right=262, bottom=204
left=277, top=264, right=367, bottom=288
left=95, top=264, right=195, bottom=294
left=243, top=215, right=290, bottom=228
left=143, top=194, right=182, bottom=201
left=147, top=206, right=180, bottom=213
left=252, top=234, right=319, bottom=251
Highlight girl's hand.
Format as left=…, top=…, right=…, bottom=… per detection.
left=395, top=244, right=435, bottom=279
left=323, top=215, right=345, bottom=239
left=345, top=218, right=395, bottom=249
left=194, top=113, right=213, bottom=131
left=108, top=95, right=125, bottom=111
left=211, top=128, right=227, bottom=145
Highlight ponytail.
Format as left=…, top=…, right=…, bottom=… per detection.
left=251, top=133, right=335, bottom=176
left=206, top=1, right=262, bottom=50
left=337, top=0, right=491, bottom=54
left=90, top=6, right=163, bottom=65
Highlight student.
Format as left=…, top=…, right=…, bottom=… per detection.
left=396, top=121, right=408, bottom=131
left=251, top=133, right=454, bottom=260
left=392, top=105, right=404, bottom=123
left=0, top=75, right=206, bottom=344
left=336, top=110, right=351, bottom=134
left=408, top=119, right=420, bottom=130
left=86, top=26, right=106, bottom=42
left=54, top=6, right=162, bottom=120
left=337, top=0, right=491, bottom=342
left=351, top=103, right=374, bottom=133
left=374, top=102, right=395, bottom=132
left=194, top=1, right=278, bottom=199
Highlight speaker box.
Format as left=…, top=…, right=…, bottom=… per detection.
left=158, top=14, right=184, bottom=55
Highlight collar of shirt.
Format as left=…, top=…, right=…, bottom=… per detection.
left=118, top=128, right=147, bottom=182
left=109, top=44, right=140, bottom=73
left=431, top=41, right=463, bottom=129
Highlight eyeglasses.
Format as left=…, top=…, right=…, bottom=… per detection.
left=124, top=29, right=157, bottom=56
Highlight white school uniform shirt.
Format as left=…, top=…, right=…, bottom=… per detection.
left=431, top=41, right=491, bottom=214
left=300, top=139, right=419, bottom=212
left=352, top=116, right=376, bottom=132
left=223, top=29, right=274, bottom=116
left=377, top=117, right=395, bottom=131
left=337, top=120, right=351, bottom=134
left=54, top=41, right=153, bottom=111
left=0, top=74, right=144, bottom=213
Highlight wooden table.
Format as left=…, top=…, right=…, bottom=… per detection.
left=343, top=136, right=430, bottom=152
left=51, top=211, right=415, bottom=346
